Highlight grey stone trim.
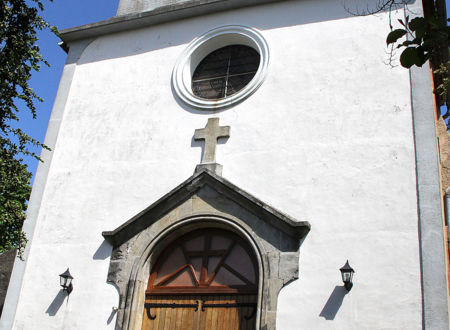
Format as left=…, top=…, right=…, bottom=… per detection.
left=104, top=179, right=310, bottom=329
left=408, top=2, right=450, bottom=329
left=195, top=162, right=223, bottom=175
left=0, top=39, right=92, bottom=330
left=102, top=168, right=310, bottom=247
left=59, top=0, right=287, bottom=44
left=103, top=169, right=310, bottom=329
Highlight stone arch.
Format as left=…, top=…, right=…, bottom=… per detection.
left=112, top=215, right=266, bottom=329
left=103, top=170, right=310, bottom=329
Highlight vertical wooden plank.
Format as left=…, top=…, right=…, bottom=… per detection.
left=213, top=295, right=220, bottom=330
left=189, top=296, right=195, bottom=329
left=220, top=295, right=227, bottom=330
left=157, top=296, right=167, bottom=330
left=212, top=295, right=219, bottom=330
left=203, top=296, right=210, bottom=330
left=229, top=296, right=236, bottom=330
left=141, top=298, right=148, bottom=330
left=175, top=296, right=183, bottom=329
left=217, top=295, right=225, bottom=330
left=199, top=296, right=207, bottom=330
left=169, top=296, right=177, bottom=330
left=147, top=296, right=154, bottom=330
left=223, top=295, right=231, bottom=330
left=192, top=295, right=200, bottom=330
left=206, top=296, right=214, bottom=330
left=166, top=296, right=175, bottom=330
left=182, top=296, right=190, bottom=330
left=241, top=295, right=248, bottom=330
left=247, top=294, right=253, bottom=330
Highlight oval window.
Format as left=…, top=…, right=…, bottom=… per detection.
left=191, top=45, right=260, bottom=100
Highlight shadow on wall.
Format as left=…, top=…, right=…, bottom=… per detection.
left=107, top=307, right=117, bottom=325
left=75, top=0, right=355, bottom=66
left=45, top=290, right=67, bottom=316
left=93, top=240, right=112, bottom=260
left=319, top=285, right=348, bottom=320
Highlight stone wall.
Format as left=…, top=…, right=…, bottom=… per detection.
left=0, top=249, right=16, bottom=318
left=437, top=116, right=450, bottom=194
left=436, top=116, right=450, bottom=296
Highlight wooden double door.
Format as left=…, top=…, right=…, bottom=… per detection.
left=142, top=294, right=257, bottom=330
left=141, top=229, right=259, bottom=330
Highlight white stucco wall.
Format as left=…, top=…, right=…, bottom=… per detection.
left=12, top=0, right=421, bottom=329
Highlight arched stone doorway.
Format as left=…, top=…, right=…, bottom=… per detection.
left=142, top=228, right=259, bottom=329
left=102, top=170, right=310, bottom=329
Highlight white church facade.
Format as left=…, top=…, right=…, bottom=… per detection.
left=1, top=0, right=449, bottom=329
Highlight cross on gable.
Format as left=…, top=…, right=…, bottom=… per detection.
left=194, top=118, right=230, bottom=163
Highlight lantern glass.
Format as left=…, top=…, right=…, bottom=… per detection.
left=342, top=272, right=352, bottom=282
left=59, top=268, right=73, bottom=290
left=339, top=260, right=355, bottom=291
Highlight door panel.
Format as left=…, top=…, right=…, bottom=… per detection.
left=142, top=229, right=258, bottom=330
left=142, top=295, right=257, bottom=330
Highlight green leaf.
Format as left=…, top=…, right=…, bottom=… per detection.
left=386, top=29, right=407, bottom=45
left=409, top=17, right=427, bottom=31
left=400, top=47, right=426, bottom=68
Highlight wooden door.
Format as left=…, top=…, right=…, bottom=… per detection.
left=141, top=229, right=258, bottom=330
left=142, top=295, right=257, bottom=330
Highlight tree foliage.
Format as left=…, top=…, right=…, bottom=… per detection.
left=0, top=0, right=54, bottom=258
left=0, top=142, right=31, bottom=258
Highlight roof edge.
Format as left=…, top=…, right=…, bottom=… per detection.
left=60, top=0, right=284, bottom=44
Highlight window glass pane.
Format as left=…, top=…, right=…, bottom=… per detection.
left=225, top=244, right=255, bottom=284
left=190, top=256, right=202, bottom=282
left=207, top=256, right=221, bottom=278
left=226, top=73, right=256, bottom=96
left=164, top=268, right=196, bottom=286
left=155, top=247, right=185, bottom=283
left=212, top=267, right=246, bottom=286
left=192, top=78, right=226, bottom=99
left=192, top=45, right=260, bottom=99
left=184, top=236, right=204, bottom=251
left=210, top=235, right=231, bottom=250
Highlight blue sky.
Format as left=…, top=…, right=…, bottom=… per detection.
left=18, top=1, right=450, bottom=183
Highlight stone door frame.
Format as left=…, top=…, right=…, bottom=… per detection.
left=118, top=216, right=264, bottom=329
left=103, top=170, right=310, bottom=329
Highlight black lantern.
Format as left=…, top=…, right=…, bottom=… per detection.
left=59, top=268, right=73, bottom=294
left=339, top=260, right=355, bottom=291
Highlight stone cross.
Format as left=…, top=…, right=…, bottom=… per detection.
left=194, top=118, right=230, bottom=163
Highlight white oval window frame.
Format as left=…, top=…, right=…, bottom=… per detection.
left=172, top=25, right=269, bottom=110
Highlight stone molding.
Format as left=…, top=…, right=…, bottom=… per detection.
left=408, top=1, right=450, bottom=328
left=103, top=169, right=310, bottom=329
left=172, top=25, right=269, bottom=110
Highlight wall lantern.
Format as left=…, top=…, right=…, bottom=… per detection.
left=59, top=268, right=73, bottom=294
left=340, top=260, right=355, bottom=291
